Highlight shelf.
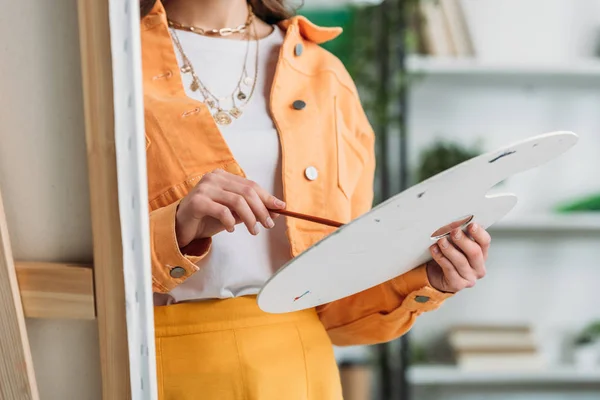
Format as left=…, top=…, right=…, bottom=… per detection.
left=408, top=365, right=600, bottom=385
left=489, top=213, right=600, bottom=233
left=406, top=56, right=600, bottom=78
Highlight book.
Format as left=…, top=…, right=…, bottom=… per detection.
left=440, top=0, right=475, bottom=57
left=448, top=325, right=545, bottom=371
left=449, top=325, right=537, bottom=351
left=419, top=0, right=456, bottom=56
left=455, top=350, right=545, bottom=371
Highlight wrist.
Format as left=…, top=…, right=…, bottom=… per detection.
left=175, top=201, right=192, bottom=248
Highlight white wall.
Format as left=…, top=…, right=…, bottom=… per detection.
left=26, top=320, right=101, bottom=400
left=0, top=0, right=101, bottom=399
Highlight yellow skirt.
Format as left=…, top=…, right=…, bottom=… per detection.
left=154, top=296, right=343, bottom=400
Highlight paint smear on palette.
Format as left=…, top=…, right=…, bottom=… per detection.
left=293, top=290, right=310, bottom=302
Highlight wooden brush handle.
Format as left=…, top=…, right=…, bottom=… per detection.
left=268, top=209, right=344, bottom=228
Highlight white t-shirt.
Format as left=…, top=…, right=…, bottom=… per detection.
left=155, top=27, right=291, bottom=305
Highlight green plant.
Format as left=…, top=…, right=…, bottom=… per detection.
left=575, top=321, right=600, bottom=346
left=556, top=193, right=600, bottom=213
left=416, top=139, right=481, bottom=183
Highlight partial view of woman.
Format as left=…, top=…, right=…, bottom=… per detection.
left=140, top=0, right=491, bottom=398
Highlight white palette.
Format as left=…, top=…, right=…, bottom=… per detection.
left=257, top=131, right=578, bottom=313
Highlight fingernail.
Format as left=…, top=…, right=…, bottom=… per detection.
left=471, top=223, right=478, bottom=233
left=453, top=229, right=462, bottom=240
left=253, top=223, right=260, bottom=235
left=265, top=217, right=275, bottom=229
left=274, top=198, right=286, bottom=208
left=440, top=238, right=449, bottom=249
left=432, top=245, right=440, bottom=254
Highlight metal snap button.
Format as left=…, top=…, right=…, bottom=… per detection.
left=292, top=100, right=306, bottom=110
left=169, top=266, right=186, bottom=279
left=415, top=295, right=430, bottom=303
left=304, top=166, right=318, bottom=181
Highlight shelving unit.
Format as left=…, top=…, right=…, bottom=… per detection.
left=490, top=213, right=600, bottom=233
left=406, top=55, right=600, bottom=78
left=404, top=10, right=600, bottom=400
left=408, top=365, right=600, bottom=386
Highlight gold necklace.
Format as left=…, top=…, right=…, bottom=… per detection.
left=170, top=23, right=260, bottom=125
left=168, top=5, right=254, bottom=37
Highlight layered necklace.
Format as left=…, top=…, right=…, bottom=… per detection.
left=169, top=7, right=259, bottom=126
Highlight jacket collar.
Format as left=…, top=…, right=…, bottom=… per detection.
left=142, top=0, right=342, bottom=45
left=277, top=16, right=342, bottom=45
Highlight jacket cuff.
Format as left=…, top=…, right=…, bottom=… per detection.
left=391, top=264, right=453, bottom=312
left=150, top=200, right=211, bottom=293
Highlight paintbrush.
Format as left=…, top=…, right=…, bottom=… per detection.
left=267, top=208, right=344, bottom=228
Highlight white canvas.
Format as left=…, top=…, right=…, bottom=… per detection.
left=108, top=0, right=157, bottom=399
left=258, top=131, right=578, bottom=313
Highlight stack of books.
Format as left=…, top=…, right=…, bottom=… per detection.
left=448, top=325, right=546, bottom=371
left=415, top=0, right=474, bottom=57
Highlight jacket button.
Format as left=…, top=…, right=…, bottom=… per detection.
left=294, top=43, right=303, bottom=56
left=169, top=266, right=186, bottom=278
left=415, top=295, right=430, bottom=303
left=304, top=166, right=318, bottom=181
left=292, top=100, right=306, bottom=110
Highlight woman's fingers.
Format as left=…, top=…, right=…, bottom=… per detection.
left=449, top=228, right=486, bottom=279
left=468, top=223, right=491, bottom=260
left=213, top=169, right=286, bottom=211
left=187, top=193, right=237, bottom=233
left=219, top=179, right=274, bottom=231
left=177, top=170, right=286, bottom=243
left=430, top=245, right=468, bottom=292
left=427, top=226, right=491, bottom=294
left=430, top=226, right=488, bottom=292
left=211, top=189, right=260, bottom=235
left=437, top=236, right=477, bottom=287
left=205, top=169, right=285, bottom=234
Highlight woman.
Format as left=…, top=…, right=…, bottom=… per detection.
left=141, top=0, right=491, bottom=398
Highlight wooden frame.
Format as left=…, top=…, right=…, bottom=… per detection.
left=77, top=0, right=131, bottom=398
left=0, top=189, right=40, bottom=400
left=16, top=262, right=95, bottom=320
left=77, top=0, right=157, bottom=399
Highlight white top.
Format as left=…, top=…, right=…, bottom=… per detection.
left=154, top=27, right=291, bottom=305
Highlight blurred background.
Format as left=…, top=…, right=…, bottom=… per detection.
left=299, top=0, right=600, bottom=399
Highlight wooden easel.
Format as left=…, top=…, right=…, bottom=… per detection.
left=0, top=1, right=154, bottom=399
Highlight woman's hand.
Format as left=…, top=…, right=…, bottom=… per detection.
left=175, top=169, right=286, bottom=248
left=426, top=223, right=491, bottom=293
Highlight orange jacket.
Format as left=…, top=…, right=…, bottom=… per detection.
left=142, top=0, right=451, bottom=346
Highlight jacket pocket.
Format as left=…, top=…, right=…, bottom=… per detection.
left=335, top=97, right=368, bottom=200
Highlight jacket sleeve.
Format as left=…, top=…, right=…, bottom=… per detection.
left=316, top=98, right=452, bottom=346
left=149, top=200, right=212, bottom=293
left=144, top=104, right=212, bottom=293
